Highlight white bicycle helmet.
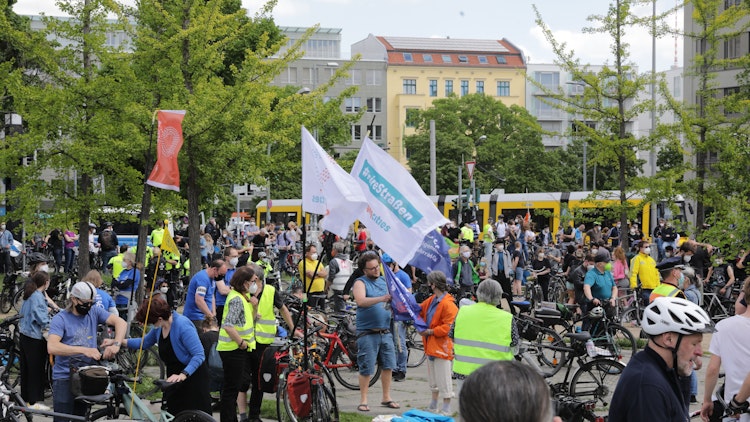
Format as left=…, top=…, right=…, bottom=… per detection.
left=641, top=297, right=716, bottom=336
left=588, top=306, right=604, bottom=319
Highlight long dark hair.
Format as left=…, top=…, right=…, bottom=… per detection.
left=24, top=272, right=49, bottom=300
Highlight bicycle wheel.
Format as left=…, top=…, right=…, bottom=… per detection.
left=619, top=306, right=642, bottom=330
left=533, top=326, right=568, bottom=373
left=0, top=292, right=11, bottom=314
left=406, top=326, right=426, bottom=368
left=117, top=348, right=166, bottom=396
left=548, top=281, right=566, bottom=304
left=1, top=345, right=21, bottom=388
left=597, top=323, right=636, bottom=362
left=173, top=410, right=216, bottom=422
left=330, top=348, right=379, bottom=390
left=312, top=382, right=339, bottom=422
left=11, top=289, right=24, bottom=314
left=569, top=358, right=625, bottom=411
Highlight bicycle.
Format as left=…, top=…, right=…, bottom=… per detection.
left=517, top=328, right=625, bottom=412
left=404, top=321, right=426, bottom=368
left=0, top=273, right=23, bottom=314
left=702, top=286, right=735, bottom=322
left=275, top=327, right=339, bottom=422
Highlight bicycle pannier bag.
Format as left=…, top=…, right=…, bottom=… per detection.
left=287, top=369, right=322, bottom=418
left=258, top=345, right=281, bottom=393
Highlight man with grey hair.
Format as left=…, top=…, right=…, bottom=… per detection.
left=327, top=241, right=353, bottom=312
left=452, top=279, right=518, bottom=395
left=452, top=245, right=479, bottom=300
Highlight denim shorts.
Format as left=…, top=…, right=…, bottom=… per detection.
left=514, top=267, right=524, bottom=281
left=356, top=331, right=396, bottom=376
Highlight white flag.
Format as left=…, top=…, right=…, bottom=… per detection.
left=351, top=137, right=449, bottom=265
left=301, top=126, right=368, bottom=238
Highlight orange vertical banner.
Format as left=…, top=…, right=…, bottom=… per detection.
left=147, top=110, right=186, bottom=192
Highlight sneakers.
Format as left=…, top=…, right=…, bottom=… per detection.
left=29, top=403, right=51, bottom=411
left=392, top=371, right=406, bottom=382
left=691, top=395, right=698, bottom=403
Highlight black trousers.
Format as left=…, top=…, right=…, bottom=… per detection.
left=20, top=334, right=47, bottom=405
left=219, top=348, right=253, bottom=422
left=247, top=343, right=269, bottom=419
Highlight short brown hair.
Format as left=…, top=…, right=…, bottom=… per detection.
left=134, top=297, right=172, bottom=325
left=230, top=266, right=255, bottom=293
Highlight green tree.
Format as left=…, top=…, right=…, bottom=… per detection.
left=533, top=0, right=664, bottom=249
left=403, top=93, right=550, bottom=195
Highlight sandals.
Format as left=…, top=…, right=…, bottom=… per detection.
left=381, top=401, right=401, bottom=409
left=357, top=404, right=370, bottom=412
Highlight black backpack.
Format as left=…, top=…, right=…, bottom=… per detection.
left=99, top=230, right=114, bottom=250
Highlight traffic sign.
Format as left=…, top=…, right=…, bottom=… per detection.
left=465, top=161, right=476, bottom=180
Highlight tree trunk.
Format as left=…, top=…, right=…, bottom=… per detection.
left=77, top=174, right=91, bottom=277
left=187, top=158, right=201, bottom=278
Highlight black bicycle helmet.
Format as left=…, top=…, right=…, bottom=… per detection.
left=27, top=252, right=48, bottom=265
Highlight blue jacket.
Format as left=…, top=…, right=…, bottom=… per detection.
left=126, top=311, right=205, bottom=376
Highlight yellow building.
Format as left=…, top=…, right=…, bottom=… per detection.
left=352, top=35, right=527, bottom=164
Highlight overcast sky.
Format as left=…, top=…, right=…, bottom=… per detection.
left=14, top=0, right=684, bottom=72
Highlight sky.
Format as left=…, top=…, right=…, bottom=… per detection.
left=14, top=0, right=684, bottom=72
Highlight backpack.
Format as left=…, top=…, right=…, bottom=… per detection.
left=99, top=230, right=114, bottom=250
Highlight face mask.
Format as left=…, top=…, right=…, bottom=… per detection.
left=160, top=287, right=169, bottom=294
left=215, top=272, right=225, bottom=281
left=229, top=257, right=239, bottom=267
left=666, top=252, right=673, bottom=257
left=630, top=229, right=636, bottom=233
left=310, top=253, right=319, bottom=261
left=678, top=273, right=685, bottom=285
left=538, top=254, right=544, bottom=260
left=643, top=247, right=651, bottom=255
left=40, top=264, right=49, bottom=273
left=1, top=225, right=5, bottom=230
left=479, top=262, right=486, bottom=267
left=462, top=252, right=471, bottom=259
left=262, top=258, right=270, bottom=263
left=716, top=259, right=723, bottom=265
left=616, top=224, right=621, bottom=228
left=684, top=255, right=692, bottom=263
left=587, top=265, right=595, bottom=271
left=75, top=302, right=92, bottom=315
left=248, top=283, right=258, bottom=294
left=591, top=249, right=599, bottom=255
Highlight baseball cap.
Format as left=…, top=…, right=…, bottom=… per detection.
left=594, top=254, right=609, bottom=263
left=381, top=253, right=394, bottom=264
left=70, top=281, right=97, bottom=301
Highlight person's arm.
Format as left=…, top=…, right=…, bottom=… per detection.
left=170, top=321, right=205, bottom=381
left=433, top=302, right=458, bottom=338
left=47, top=334, right=103, bottom=360
left=705, top=266, right=714, bottom=282
left=279, top=305, right=294, bottom=334
left=101, top=312, right=127, bottom=360
left=583, top=284, right=596, bottom=305
left=721, top=266, right=736, bottom=295
left=215, top=279, right=230, bottom=296
left=629, top=255, right=640, bottom=289
left=701, top=354, right=722, bottom=421
left=352, top=279, right=389, bottom=308
left=195, top=293, right=212, bottom=318
left=734, top=371, right=750, bottom=404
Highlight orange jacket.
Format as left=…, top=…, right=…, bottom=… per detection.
left=419, top=293, right=458, bottom=360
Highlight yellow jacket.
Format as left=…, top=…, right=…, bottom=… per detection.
left=629, top=252, right=659, bottom=290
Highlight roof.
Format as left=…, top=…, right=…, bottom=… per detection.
left=375, top=36, right=525, bottom=68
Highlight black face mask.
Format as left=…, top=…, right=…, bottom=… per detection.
left=215, top=273, right=225, bottom=282
left=75, top=302, right=93, bottom=315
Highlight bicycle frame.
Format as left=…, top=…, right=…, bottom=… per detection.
left=316, top=330, right=351, bottom=370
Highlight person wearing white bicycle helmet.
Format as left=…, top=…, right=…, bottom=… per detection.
left=609, top=297, right=715, bottom=422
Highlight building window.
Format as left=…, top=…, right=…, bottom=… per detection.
left=724, top=35, right=741, bottom=59
left=696, top=39, right=706, bottom=55
left=460, top=80, right=469, bottom=96
left=478, top=55, right=488, bottom=64
left=725, top=0, right=741, bottom=8
left=345, top=97, right=361, bottom=113
left=403, top=79, right=417, bottom=94
left=350, top=69, right=362, bottom=85
left=429, top=80, right=438, bottom=97
left=423, top=54, right=433, bottom=62
left=366, top=97, right=382, bottom=112
left=405, top=108, right=420, bottom=128
left=496, top=56, right=506, bottom=64
left=442, top=55, right=452, bottom=63
left=445, top=80, right=454, bottom=96
left=497, top=81, right=510, bottom=97
left=353, top=125, right=362, bottom=140
left=476, top=81, right=484, bottom=94
left=458, top=55, right=468, bottom=63
left=366, top=70, right=383, bottom=86
left=403, top=53, right=413, bottom=62
left=302, top=67, right=313, bottom=85
left=367, top=125, right=383, bottom=140
left=673, top=76, right=681, bottom=97
left=278, top=67, right=298, bottom=84
left=535, top=71, right=560, bottom=88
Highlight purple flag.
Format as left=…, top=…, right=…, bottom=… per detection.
left=383, top=264, right=428, bottom=331
left=408, top=230, right=454, bottom=285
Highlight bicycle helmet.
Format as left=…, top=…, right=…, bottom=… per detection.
left=641, top=297, right=716, bottom=336
left=27, top=252, right=48, bottom=265
left=588, top=306, right=604, bottom=320
left=258, top=251, right=267, bottom=259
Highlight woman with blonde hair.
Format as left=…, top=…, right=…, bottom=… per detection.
left=612, top=246, right=630, bottom=290
left=82, top=269, right=116, bottom=315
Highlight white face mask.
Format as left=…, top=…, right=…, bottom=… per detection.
left=229, top=257, right=239, bottom=267
left=684, top=255, right=692, bottom=263
left=591, top=249, right=599, bottom=255
left=40, top=264, right=49, bottom=273
left=537, top=254, right=544, bottom=260
left=587, top=265, right=595, bottom=271
left=310, top=253, right=319, bottom=261
left=461, top=252, right=471, bottom=259
left=643, top=247, right=651, bottom=255
left=160, top=287, right=169, bottom=294
left=248, top=283, right=259, bottom=294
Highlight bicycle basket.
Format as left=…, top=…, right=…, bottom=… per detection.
left=516, top=315, right=542, bottom=342
left=71, top=365, right=109, bottom=396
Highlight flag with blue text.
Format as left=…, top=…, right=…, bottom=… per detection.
left=383, top=264, right=428, bottom=331
left=408, top=230, right=454, bottom=284
left=351, top=138, right=449, bottom=265
left=301, top=126, right=368, bottom=238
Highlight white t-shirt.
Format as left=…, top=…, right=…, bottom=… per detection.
left=495, top=222, right=508, bottom=239
left=709, top=314, right=750, bottom=422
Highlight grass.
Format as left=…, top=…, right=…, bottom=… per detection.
left=259, top=398, right=375, bottom=422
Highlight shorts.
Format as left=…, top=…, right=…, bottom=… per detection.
left=514, top=267, right=524, bottom=281
left=356, top=331, right=396, bottom=376
left=566, top=281, right=575, bottom=290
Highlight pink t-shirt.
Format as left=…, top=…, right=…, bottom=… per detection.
left=64, top=230, right=76, bottom=249
left=612, top=259, right=628, bottom=280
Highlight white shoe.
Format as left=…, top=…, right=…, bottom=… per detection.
left=29, top=403, right=51, bottom=411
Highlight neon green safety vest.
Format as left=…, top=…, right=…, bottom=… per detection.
left=649, top=282, right=685, bottom=303
left=255, top=285, right=277, bottom=344
left=217, top=289, right=256, bottom=352
left=454, top=260, right=481, bottom=285
left=453, top=302, right=514, bottom=376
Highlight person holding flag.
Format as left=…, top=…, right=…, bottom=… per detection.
left=418, top=271, right=458, bottom=415
left=382, top=253, right=411, bottom=382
